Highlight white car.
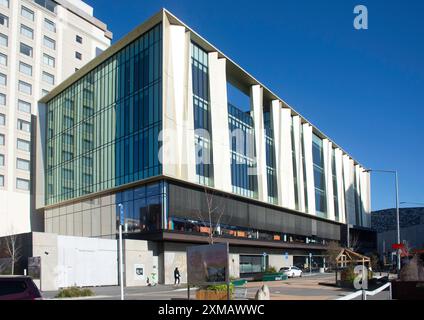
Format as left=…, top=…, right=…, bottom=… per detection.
left=280, top=266, right=303, bottom=278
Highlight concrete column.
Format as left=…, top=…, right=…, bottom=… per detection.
left=302, top=123, right=316, bottom=215
left=251, top=85, right=268, bottom=202
left=343, top=155, right=355, bottom=225
left=279, top=107, right=295, bottom=209
left=209, top=52, right=232, bottom=193
left=271, top=100, right=281, bottom=204
left=35, top=103, right=47, bottom=210
left=334, top=148, right=345, bottom=223
left=292, top=116, right=305, bottom=212
left=162, top=19, right=196, bottom=183
left=323, top=140, right=335, bottom=221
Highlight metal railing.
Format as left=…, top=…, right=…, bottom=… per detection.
left=336, top=282, right=392, bottom=300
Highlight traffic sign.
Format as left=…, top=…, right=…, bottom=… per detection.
left=119, top=204, right=124, bottom=225
left=284, top=252, right=289, bottom=260
left=263, top=252, right=267, bottom=257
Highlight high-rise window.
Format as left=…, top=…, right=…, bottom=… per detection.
left=20, top=43, right=33, bottom=57
left=17, top=119, right=31, bottom=132
left=0, top=154, right=4, bottom=166
left=0, top=52, right=6, bottom=66
left=75, top=52, right=82, bottom=60
left=34, top=0, right=57, bottom=13
left=312, top=133, right=326, bottom=217
left=0, top=93, right=5, bottom=105
left=17, top=139, right=30, bottom=152
left=18, top=81, right=32, bottom=94
left=42, top=71, right=54, bottom=85
left=19, top=62, right=33, bottom=76
left=0, top=33, right=7, bottom=46
left=16, top=178, right=30, bottom=191
left=43, top=36, right=55, bottom=50
left=0, top=0, right=9, bottom=8
left=17, top=158, right=30, bottom=171
left=0, top=113, right=5, bottom=125
left=18, top=100, right=31, bottom=113
left=0, top=175, right=4, bottom=187
left=0, top=14, right=8, bottom=27
left=76, top=35, right=83, bottom=44
left=43, top=53, right=55, bottom=67
left=228, top=103, right=257, bottom=199
left=264, top=111, right=278, bottom=204
left=20, top=24, right=34, bottom=39
left=0, top=72, right=6, bottom=86
left=191, top=42, right=213, bottom=186
left=332, top=148, right=339, bottom=221
left=44, top=18, right=56, bottom=32
left=0, top=133, right=4, bottom=145
left=21, top=6, right=34, bottom=21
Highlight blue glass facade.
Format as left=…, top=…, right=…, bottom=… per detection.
left=264, top=111, right=277, bottom=204
left=45, top=24, right=163, bottom=206
left=313, top=133, right=327, bottom=217
left=228, top=103, right=257, bottom=198
left=191, top=42, right=213, bottom=186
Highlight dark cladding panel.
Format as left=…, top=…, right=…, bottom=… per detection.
left=168, top=183, right=340, bottom=240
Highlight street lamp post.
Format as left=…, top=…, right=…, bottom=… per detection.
left=365, top=169, right=401, bottom=274
left=118, top=203, right=125, bottom=301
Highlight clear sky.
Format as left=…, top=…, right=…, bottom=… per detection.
left=86, top=0, right=424, bottom=211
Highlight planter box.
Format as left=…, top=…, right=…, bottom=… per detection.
left=392, top=281, right=424, bottom=300
left=196, top=290, right=230, bottom=300
left=262, top=273, right=288, bottom=281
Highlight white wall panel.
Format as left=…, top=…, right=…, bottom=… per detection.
left=251, top=85, right=268, bottom=202
left=162, top=20, right=196, bottom=182
left=57, top=236, right=118, bottom=288
left=209, top=52, right=232, bottom=193
left=323, top=140, right=335, bottom=221
left=302, top=123, right=316, bottom=215
left=279, top=108, right=295, bottom=209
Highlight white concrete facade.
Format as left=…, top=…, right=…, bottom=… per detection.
left=0, top=0, right=111, bottom=237
left=35, top=9, right=372, bottom=234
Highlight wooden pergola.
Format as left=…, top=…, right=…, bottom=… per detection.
left=336, top=248, right=371, bottom=268
left=335, top=248, right=371, bottom=285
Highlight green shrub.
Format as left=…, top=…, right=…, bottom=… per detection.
left=265, top=266, right=277, bottom=274
left=205, top=283, right=235, bottom=295
left=55, top=287, right=94, bottom=298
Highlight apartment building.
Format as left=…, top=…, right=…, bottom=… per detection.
left=0, top=0, right=112, bottom=236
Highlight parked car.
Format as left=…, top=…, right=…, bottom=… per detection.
left=279, top=266, right=303, bottom=278
left=0, top=276, right=43, bottom=300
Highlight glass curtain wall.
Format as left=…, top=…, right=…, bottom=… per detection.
left=228, top=103, right=257, bottom=199
left=46, top=24, right=162, bottom=206
left=291, top=119, right=299, bottom=210
left=301, top=126, right=308, bottom=212
left=312, top=133, right=327, bottom=217
left=191, top=42, right=213, bottom=186
left=264, top=111, right=277, bottom=204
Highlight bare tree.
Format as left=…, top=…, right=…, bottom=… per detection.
left=325, top=241, right=343, bottom=270
left=196, top=187, right=230, bottom=245
left=0, top=234, right=23, bottom=275
left=349, top=232, right=361, bottom=252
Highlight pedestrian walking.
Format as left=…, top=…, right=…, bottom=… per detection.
left=174, top=267, right=181, bottom=285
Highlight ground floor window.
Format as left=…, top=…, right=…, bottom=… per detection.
left=240, top=255, right=268, bottom=275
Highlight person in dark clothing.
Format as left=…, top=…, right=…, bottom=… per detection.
left=174, top=267, right=181, bottom=285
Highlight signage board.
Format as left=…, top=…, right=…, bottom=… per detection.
left=186, top=243, right=229, bottom=286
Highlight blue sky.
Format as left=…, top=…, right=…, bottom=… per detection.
left=86, top=0, right=424, bottom=211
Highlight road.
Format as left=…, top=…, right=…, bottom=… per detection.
left=43, top=273, right=391, bottom=300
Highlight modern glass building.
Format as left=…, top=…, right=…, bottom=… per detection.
left=35, top=9, right=372, bottom=284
